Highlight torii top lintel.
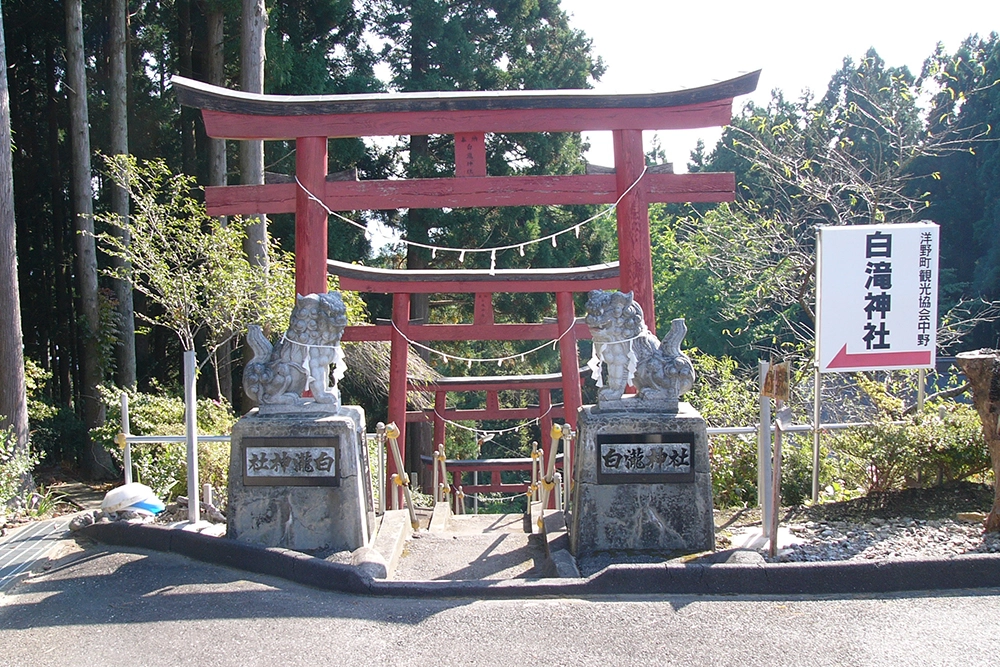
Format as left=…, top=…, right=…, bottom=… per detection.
left=171, top=71, right=760, bottom=140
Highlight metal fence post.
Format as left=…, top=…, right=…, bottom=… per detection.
left=758, top=360, right=772, bottom=537
left=183, top=349, right=200, bottom=524
left=812, top=364, right=822, bottom=503
left=121, top=392, right=132, bottom=485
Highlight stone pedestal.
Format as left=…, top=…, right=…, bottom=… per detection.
left=227, top=407, right=373, bottom=552
left=570, top=402, right=714, bottom=556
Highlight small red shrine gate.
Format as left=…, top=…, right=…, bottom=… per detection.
left=173, top=71, right=759, bottom=503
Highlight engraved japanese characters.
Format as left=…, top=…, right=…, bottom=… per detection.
left=585, top=290, right=695, bottom=409
left=243, top=292, right=348, bottom=409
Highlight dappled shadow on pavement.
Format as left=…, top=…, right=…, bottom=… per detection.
left=0, top=546, right=468, bottom=630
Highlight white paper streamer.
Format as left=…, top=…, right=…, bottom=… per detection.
left=332, top=344, right=347, bottom=382
left=587, top=344, right=604, bottom=387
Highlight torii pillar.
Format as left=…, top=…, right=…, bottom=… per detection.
left=295, top=136, right=329, bottom=295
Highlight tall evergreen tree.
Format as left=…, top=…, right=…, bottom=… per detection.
left=0, top=0, right=31, bottom=488
left=66, top=0, right=115, bottom=478
left=109, top=0, right=136, bottom=388
left=919, top=34, right=1000, bottom=311
left=371, top=0, right=608, bottom=322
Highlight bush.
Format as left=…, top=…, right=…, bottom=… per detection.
left=24, top=359, right=88, bottom=466
left=686, top=351, right=766, bottom=508
left=0, top=424, right=36, bottom=507
left=827, top=372, right=990, bottom=493
left=828, top=418, right=917, bottom=493
left=91, top=386, right=236, bottom=500
left=910, top=402, right=990, bottom=485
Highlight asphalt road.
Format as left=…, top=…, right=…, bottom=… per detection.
left=1, top=542, right=998, bottom=667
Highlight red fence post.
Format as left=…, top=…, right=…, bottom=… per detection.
left=433, top=390, right=446, bottom=453
left=294, top=136, right=329, bottom=295
left=613, top=129, right=655, bottom=333
left=556, top=291, right=581, bottom=430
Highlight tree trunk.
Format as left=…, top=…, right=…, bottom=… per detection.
left=405, top=14, right=433, bottom=472
left=46, top=40, right=72, bottom=408
left=66, top=0, right=114, bottom=479
left=0, top=2, right=31, bottom=493
left=177, top=0, right=197, bottom=177
left=205, top=5, right=232, bottom=404
left=240, top=0, right=267, bottom=268
left=954, top=350, right=1000, bottom=532
left=109, top=0, right=136, bottom=389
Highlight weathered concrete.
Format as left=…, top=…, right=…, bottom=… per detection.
left=227, top=407, right=373, bottom=552
left=570, top=402, right=714, bottom=556
left=370, top=510, right=413, bottom=579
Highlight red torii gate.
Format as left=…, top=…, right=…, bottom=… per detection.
left=173, top=71, right=759, bottom=500
left=173, top=71, right=758, bottom=318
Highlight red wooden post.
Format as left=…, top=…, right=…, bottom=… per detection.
left=613, top=129, right=655, bottom=332
left=433, top=390, right=446, bottom=452
left=454, top=132, right=487, bottom=178
left=388, top=292, right=410, bottom=507
left=539, top=388, right=553, bottom=448
left=295, top=136, right=329, bottom=295
left=473, top=292, right=494, bottom=326
left=556, top=291, right=581, bottom=430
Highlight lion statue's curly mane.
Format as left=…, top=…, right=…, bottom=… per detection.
left=243, top=292, right=348, bottom=408
left=585, top=290, right=695, bottom=408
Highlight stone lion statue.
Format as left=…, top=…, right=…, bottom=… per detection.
left=243, top=292, right=349, bottom=408
left=585, top=290, right=695, bottom=408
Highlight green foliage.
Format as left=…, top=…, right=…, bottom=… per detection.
left=685, top=352, right=759, bottom=507
left=909, top=401, right=991, bottom=484
left=20, top=487, right=61, bottom=519
left=24, top=359, right=88, bottom=466
left=0, top=423, right=37, bottom=508
left=685, top=352, right=840, bottom=507
left=651, top=204, right=808, bottom=361
left=828, top=373, right=990, bottom=493
left=97, top=156, right=297, bottom=357
left=91, top=386, right=236, bottom=500
left=830, top=419, right=919, bottom=493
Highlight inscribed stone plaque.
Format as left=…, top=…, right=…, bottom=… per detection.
left=242, top=436, right=340, bottom=487
left=596, top=432, right=695, bottom=484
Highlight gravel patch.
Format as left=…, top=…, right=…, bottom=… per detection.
left=771, top=516, right=1000, bottom=562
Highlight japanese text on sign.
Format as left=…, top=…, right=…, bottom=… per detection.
left=817, top=222, right=939, bottom=373
left=246, top=446, right=336, bottom=477
left=863, top=230, right=893, bottom=350
left=242, top=437, right=340, bottom=487
left=595, top=433, right=697, bottom=484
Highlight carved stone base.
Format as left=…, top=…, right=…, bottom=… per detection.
left=596, top=393, right=678, bottom=413
left=255, top=398, right=343, bottom=415
left=570, top=402, right=714, bottom=557
left=227, top=407, right=374, bottom=552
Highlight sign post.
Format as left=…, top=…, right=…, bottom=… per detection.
left=813, top=222, right=939, bottom=500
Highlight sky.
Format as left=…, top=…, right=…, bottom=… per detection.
left=559, top=0, right=999, bottom=170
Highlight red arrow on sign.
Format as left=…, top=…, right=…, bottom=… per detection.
left=827, top=344, right=932, bottom=370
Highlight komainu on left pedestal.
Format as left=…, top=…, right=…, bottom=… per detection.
left=243, top=292, right=348, bottom=409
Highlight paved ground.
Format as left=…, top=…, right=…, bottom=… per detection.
left=1, top=539, right=999, bottom=666
left=0, top=518, right=72, bottom=593
left=395, top=513, right=547, bottom=580
left=0, top=482, right=103, bottom=594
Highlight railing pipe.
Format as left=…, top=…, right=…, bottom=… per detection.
left=120, top=392, right=132, bottom=485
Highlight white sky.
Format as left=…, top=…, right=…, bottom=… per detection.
left=560, top=0, right=999, bottom=170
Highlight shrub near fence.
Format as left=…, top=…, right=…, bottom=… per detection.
left=91, top=386, right=236, bottom=501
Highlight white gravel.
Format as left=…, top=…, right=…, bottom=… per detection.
left=771, top=516, right=1000, bottom=562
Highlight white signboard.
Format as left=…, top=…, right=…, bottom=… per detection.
left=817, top=222, right=939, bottom=373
